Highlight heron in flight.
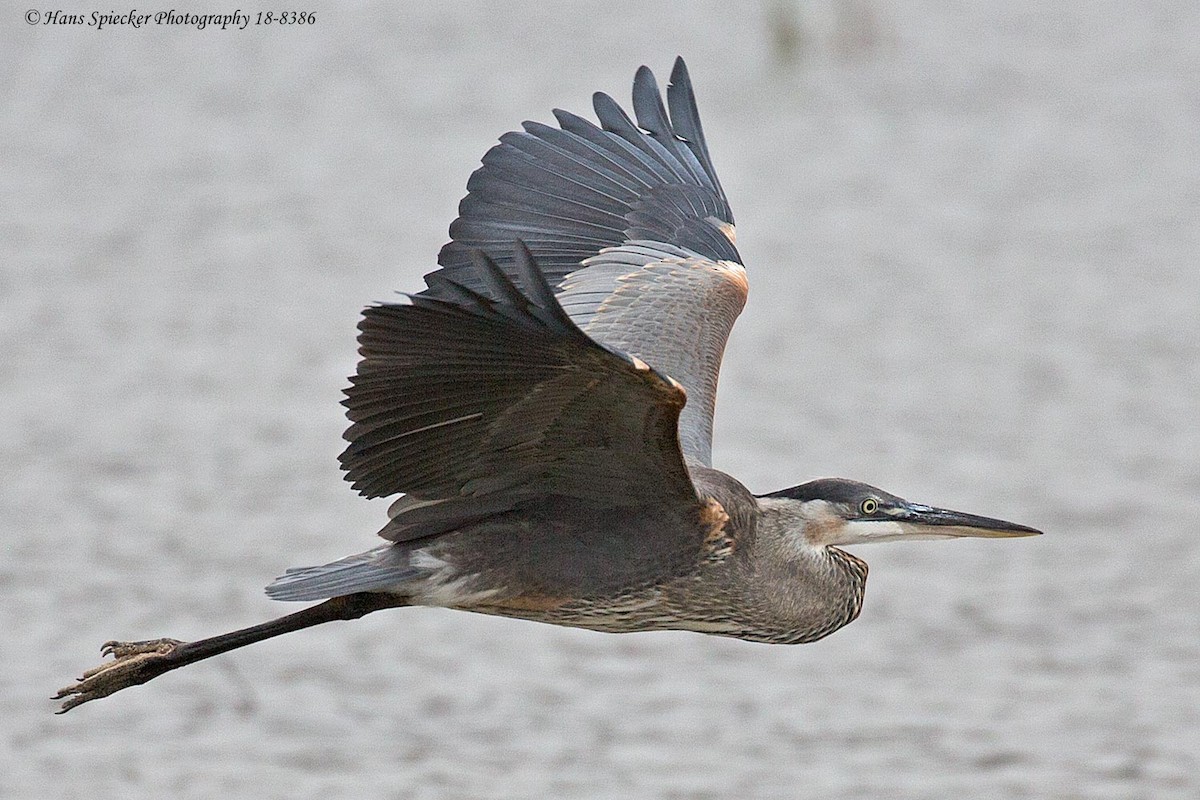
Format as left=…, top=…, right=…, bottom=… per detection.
left=56, top=58, right=1039, bottom=713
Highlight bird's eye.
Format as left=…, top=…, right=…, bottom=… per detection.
left=859, top=498, right=879, bottom=515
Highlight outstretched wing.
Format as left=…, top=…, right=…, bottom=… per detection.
left=339, top=243, right=700, bottom=541
left=425, top=58, right=747, bottom=466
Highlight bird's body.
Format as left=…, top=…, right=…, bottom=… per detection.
left=281, top=465, right=863, bottom=645
left=56, top=58, right=1039, bottom=712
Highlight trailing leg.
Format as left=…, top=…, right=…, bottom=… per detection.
left=54, top=592, right=406, bottom=713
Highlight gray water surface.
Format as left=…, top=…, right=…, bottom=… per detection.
left=4, top=3, right=1198, bottom=798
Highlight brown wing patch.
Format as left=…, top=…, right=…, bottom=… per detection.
left=706, top=217, right=737, bottom=245
left=699, top=497, right=735, bottom=561
left=713, top=259, right=748, bottom=298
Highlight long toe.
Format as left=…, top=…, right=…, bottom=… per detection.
left=100, top=638, right=183, bottom=659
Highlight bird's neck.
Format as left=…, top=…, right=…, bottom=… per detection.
left=737, top=503, right=869, bottom=644
left=825, top=545, right=869, bottom=628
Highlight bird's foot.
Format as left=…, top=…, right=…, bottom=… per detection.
left=54, top=638, right=185, bottom=714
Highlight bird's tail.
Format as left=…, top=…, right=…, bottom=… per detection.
left=265, top=546, right=419, bottom=602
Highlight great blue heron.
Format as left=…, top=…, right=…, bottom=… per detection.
left=56, top=58, right=1039, bottom=713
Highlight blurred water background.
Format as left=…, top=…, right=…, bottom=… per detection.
left=3, top=2, right=1198, bottom=797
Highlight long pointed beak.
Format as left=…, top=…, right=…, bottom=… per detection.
left=893, top=503, right=1042, bottom=538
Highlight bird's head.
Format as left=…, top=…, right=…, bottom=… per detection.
left=758, top=478, right=1041, bottom=547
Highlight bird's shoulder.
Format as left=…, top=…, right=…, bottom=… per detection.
left=687, top=463, right=758, bottom=549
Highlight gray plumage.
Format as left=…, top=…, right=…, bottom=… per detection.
left=55, top=58, right=1040, bottom=713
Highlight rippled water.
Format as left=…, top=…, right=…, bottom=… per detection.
left=4, top=2, right=1198, bottom=797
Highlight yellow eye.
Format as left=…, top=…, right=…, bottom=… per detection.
left=859, top=498, right=879, bottom=515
